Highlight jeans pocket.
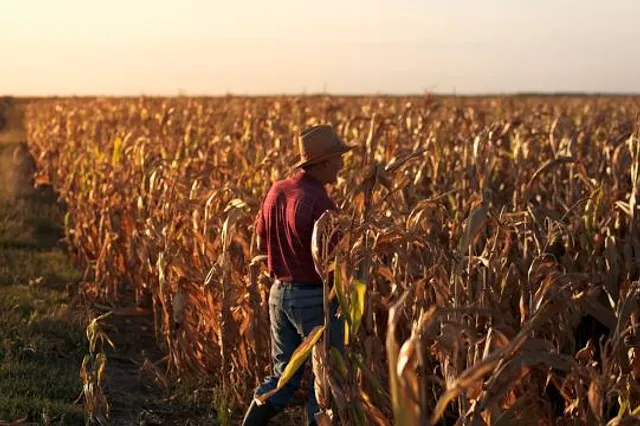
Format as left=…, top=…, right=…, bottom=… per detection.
left=268, top=281, right=283, bottom=305
left=290, top=293, right=323, bottom=308
left=290, top=304, right=324, bottom=335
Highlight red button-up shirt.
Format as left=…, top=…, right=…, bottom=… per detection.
left=256, top=171, right=337, bottom=285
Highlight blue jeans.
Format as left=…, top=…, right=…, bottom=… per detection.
left=254, top=280, right=345, bottom=423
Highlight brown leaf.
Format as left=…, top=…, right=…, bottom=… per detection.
left=588, top=380, right=603, bottom=422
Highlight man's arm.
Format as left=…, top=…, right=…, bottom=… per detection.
left=256, top=234, right=266, bottom=254
left=255, top=202, right=267, bottom=254
left=313, top=196, right=342, bottom=285
left=319, top=197, right=341, bottom=254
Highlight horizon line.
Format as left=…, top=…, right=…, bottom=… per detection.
left=5, top=90, right=640, bottom=99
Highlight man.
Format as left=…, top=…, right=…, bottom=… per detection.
left=242, top=125, right=356, bottom=426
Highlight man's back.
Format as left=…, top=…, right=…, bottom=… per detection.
left=243, top=124, right=353, bottom=426
left=256, top=170, right=336, bottom=285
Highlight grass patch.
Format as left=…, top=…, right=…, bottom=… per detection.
left=0, top=101, right=26, bottom=144
left=0, top=197, right=77, bottom=288
left=0, top=138, right=86, bottom=423
left=0, top=396, right=82, bottom=426
left=0, top=198, right=64, bottom=248
left=0, top=129, right=26, bottom=144
left=0, top=283, right=85, bottom=424
left=0, top=249, right=80, bottom=289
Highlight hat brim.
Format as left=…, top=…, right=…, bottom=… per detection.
left=292, top=144, right=357, bottom=169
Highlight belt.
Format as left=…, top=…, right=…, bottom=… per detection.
left=275, top=279, right=323, bottom=289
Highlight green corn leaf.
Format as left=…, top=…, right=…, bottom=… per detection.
left=256, top=325, right=325, bottom=405
left=349, top=278, right=366, bottom=335
left=329, top=346, right=348, bottom=379
left=112, top=136, right=123, bottom=166
left=333, top=255, right=351, bottom=329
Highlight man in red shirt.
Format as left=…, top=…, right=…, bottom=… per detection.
left=242, top=125, right=355, bottom=426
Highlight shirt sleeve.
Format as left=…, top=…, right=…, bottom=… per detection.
left=314, top=194, right=338, bottom=217
left=255, top=201, right=266, bottom=239
left=313, top=195, right=341, bottom=254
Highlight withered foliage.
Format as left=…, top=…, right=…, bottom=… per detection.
left=25, top=96, right=640, bottom=424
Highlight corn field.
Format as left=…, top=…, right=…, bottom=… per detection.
left=24, top=95, right=640, bottom=425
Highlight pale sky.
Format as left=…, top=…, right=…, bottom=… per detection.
left=1, top=0, right=639, bottom=96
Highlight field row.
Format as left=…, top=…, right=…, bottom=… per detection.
left=25, top=96, right=640, bottom=424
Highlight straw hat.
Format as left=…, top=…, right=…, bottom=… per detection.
left=292, top=125, right=357, bottom=169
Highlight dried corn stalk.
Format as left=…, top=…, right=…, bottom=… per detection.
left=23, top=95, right=640, bottom=423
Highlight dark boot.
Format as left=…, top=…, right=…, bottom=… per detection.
left=241, top=399, right=278, bottom=426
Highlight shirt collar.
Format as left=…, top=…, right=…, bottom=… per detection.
left=293, top=170, right=325, bottom=189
